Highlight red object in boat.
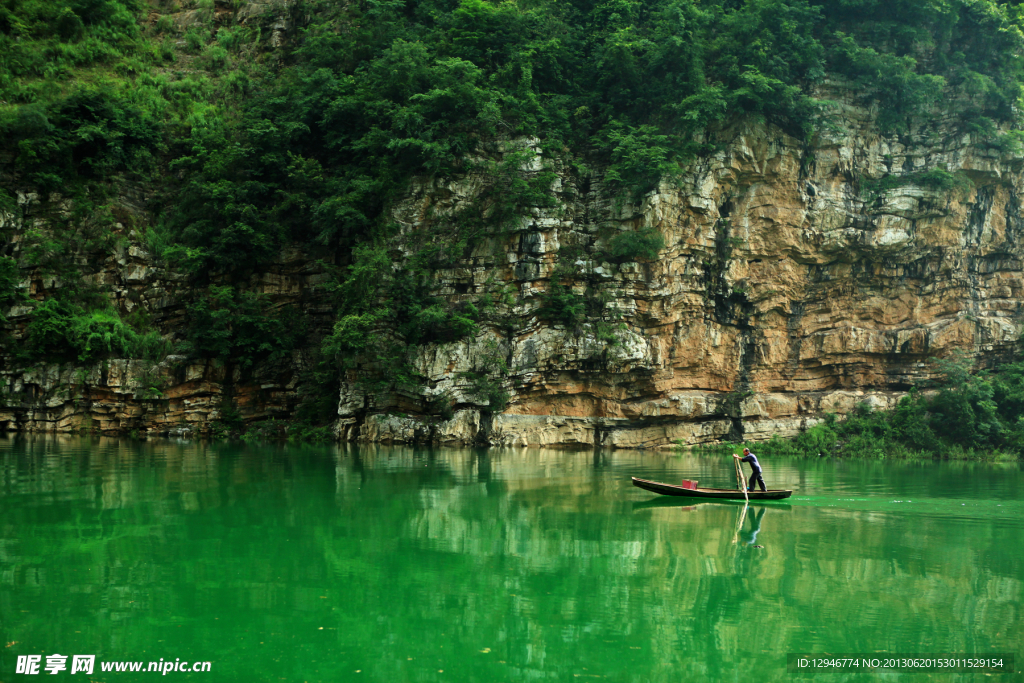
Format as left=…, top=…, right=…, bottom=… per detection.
left=680, top=479, right=698, bottom=489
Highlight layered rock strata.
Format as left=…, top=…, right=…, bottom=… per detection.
left=338, top=104, right=1024, bottom=448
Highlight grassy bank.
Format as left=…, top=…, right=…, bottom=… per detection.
left=688, top=359, right=1024, bottom=462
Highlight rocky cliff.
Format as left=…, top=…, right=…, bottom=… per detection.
left=339, top=92, right=1024, bottom=448
left=2, top=72, right=1023, bottom=447
left=0, top=191, right=334, bottom=436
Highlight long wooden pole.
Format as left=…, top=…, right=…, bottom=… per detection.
left=732, top=456, right=749, bottom=544
left=733, top=501, right=749, bottom=545
left=734, top=455, right=749, bottom=504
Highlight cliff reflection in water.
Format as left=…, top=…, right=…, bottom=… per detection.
left=0, top=436, right=1021, bottom=682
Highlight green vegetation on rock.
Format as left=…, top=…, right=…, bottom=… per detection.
left=695, top=357, right=1024, bottom=461
left=6, top=0, right=1020, bottom=272
left=23, top=297, right=165, bottom=364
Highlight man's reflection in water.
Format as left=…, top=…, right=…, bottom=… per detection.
left=739, top=506, right=766, bottom=547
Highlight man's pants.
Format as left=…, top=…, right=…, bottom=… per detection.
left=748, top=471, right=767, bottom=492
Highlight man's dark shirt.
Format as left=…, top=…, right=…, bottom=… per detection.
left=740, top=453, right=762, bottom=474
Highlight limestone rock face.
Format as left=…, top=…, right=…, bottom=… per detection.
left=340, top=109, right=1024, bottom=448
left=3, top=91, right=1024, bottom=446
left=0, top=189, right=329, bottom=436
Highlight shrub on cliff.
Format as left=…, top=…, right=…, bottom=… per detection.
left=601, top=124, right=681, bottom=199
left=540, top=280, right=587, bottom=328
left=23, top=298, right=165, bottom=364
left=405, top=302, right=480, bottom=345
left=606, top=227, right=666, bottom=263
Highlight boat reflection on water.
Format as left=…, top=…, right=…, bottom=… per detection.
left=632, top=497, right=792, bottom=511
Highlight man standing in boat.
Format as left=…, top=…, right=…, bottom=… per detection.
left=733, top=448, right=767, bottom=492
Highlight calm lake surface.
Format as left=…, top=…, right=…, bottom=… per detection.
left=0, top=436, right=1021, bottom=682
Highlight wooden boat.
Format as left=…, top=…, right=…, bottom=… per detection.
left=631, top=477, right=793, bottom=500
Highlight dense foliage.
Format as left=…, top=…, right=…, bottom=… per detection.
left=5, top=0, right=1022, bottom=271
left=183, top=285, right=303, bottom=368
left=22, top=297, right=165, bottom=363
left=606, top=227, right=667, bottom=263
left=161, top=0, right=1024, bottom=276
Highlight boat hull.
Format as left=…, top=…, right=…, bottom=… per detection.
left=631, top=477, right=793, bottom=500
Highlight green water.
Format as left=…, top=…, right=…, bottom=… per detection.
left=0, top=437, right=1021, bottom=682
